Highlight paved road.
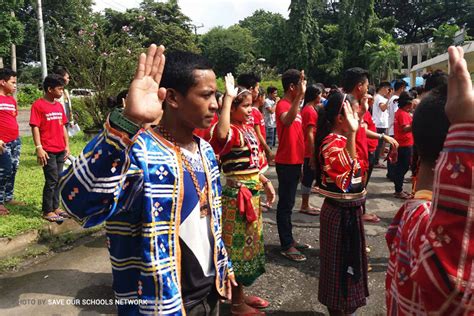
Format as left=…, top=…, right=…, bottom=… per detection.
left=17, top=109, right=30, bottom=137
left=0, top=165, right=409, bottom=315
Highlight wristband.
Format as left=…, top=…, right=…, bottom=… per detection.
left=36, top=145, right=43, bottom=149
left=379, top=133, right=385, bottom=140
left=109, top=108, right=140, bottom=137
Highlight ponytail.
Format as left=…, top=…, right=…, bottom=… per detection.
left=314, top=92, right=346, bottom=186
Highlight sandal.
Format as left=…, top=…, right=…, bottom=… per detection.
left=362, top=213, right=381, bottom=223
left=0, top=205, right=10, bottom=216
left=394, top=191, right=412, bottom=200
left=291, top=241, right=312, bottom=250
left=245, top=296, right=269, bottom=309
left=43, top=212, right=64, bottom=223
left=299, top=207, right=320, bottom=216
left=280, top=249, right=307, bottom=262
left=54, top=208, right=70, bottom=218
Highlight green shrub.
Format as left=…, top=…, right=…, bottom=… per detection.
left=17, top=84, right=42, bottom=109
left=72, top=97, right=97, bottom=131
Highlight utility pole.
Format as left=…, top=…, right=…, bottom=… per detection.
left=11, top=12, right=17, bottom=72
left=36, top=0, right=47, bottom=79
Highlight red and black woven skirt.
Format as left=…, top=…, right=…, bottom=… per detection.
left=318, top=197, right=369, bottom=313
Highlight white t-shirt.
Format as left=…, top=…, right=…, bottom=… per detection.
left=387, top=95, right=399, bottom=136
left=372, top=94, right=389, bottom=128
left=263, top=98, right=276, bottom=128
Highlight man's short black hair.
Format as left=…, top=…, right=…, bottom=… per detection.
left=43, top=74, right=65, bottom=92
left=397, top=91, right=414, bottom=108
left=160, top=51, right=213, bottom=96
left=393, top=79, right=406, bottom=92
left=281, top=69, right=300, bottom=92
left=412, top=84, right=449, bottom=165
left=0, top=68, right=17, bottom=81
left=423, top=70, right=448, bottom=92
left=341, top=67, right=369, bottom=93
left=53, top=66, right=69, bottom=77
left=377, top=81, right=391, bottom=92
left=237, top=73, right=261, bottom=90
left=267, top=86, right=277, bottom=95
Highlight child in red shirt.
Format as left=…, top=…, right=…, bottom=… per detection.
left=30, top=74, right=70, bottom=222
left=0, top=68, right=22, bottom=215
left=393, top=91, right=414, bottom=199
left=299, top=84, right=322, bottom=215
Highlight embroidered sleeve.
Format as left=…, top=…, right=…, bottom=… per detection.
left=412, top=123, right=474, bottom=313
left=209, top=124, right=241, bottom=156
left=321, top=135, right=360, bottom=192
left=59, top=121, right=144, bottom=227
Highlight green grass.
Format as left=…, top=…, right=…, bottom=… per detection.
left=0, top=133, right=91, bottom=238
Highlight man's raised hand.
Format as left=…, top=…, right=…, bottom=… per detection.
left=446, top=46, right=474, bottom=124
left=124, top=44, right=167, bottom=125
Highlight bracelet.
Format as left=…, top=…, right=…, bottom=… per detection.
left=109, top=108, right=141, bottom=137
left=36, top=145, right=42, bottom=149
left=379, top=133, right=385, bottom=140
left=261, top=178, right=271, bottom=186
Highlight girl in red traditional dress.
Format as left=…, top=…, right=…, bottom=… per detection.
left=314, top=92, right=369, bottom=315
left=210, top=73, right=275, bottom=316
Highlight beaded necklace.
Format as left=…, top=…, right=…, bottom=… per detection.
left=156, top=125, right=209, bottom=218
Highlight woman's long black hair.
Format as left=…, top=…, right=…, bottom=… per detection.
left=314, top=92, right=356, bottom=186
left=303, top=84, right=322, bottom=107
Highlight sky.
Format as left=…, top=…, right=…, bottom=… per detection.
left=93, top=0, right=291, bottom=33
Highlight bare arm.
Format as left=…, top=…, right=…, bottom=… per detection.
left=280, top=71, right=306, bottom=126
left=213, top=73, right=237, bottom=142
left=253, top=124, right=272, bottom=157
left=32, top=126, right=49, bottom=167
left=366, top=128, right=399, bottom=148
left=379, top=101, right=388, bottom=111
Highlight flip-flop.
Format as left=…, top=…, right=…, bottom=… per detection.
left=292, top=242, right=312, bottom=250
left=362, top=214, right=381, bottom=223
left=280, top=249, right=306, bottom=262
left=43, top=214, right=64, bottom=223
left=299, top=207, right=320, bottom=216
left=245, top=296, right=269, bottom=309
left=54, top=209, right=71, bottom=218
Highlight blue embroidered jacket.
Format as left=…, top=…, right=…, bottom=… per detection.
left=59, top=124, right=233, bottom=315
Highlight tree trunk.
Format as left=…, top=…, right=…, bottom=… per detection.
left=0, top=57, right=3, bottom=68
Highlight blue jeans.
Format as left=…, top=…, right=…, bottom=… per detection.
left=276, top=163, right=301, bottom=250
left=0, top=138, right=21, bottom=204
left=394, top=146, right=413, bottom=193
left=265, top=126, right=276, bottom=148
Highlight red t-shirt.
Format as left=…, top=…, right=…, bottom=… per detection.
left=363, top=111, right=378, bottom=153
left=394, top=109, right=414, bottom=147
left=275, top=99, right=304, bottom=164
left=247, top=107, right=266, bottom=140
left=0, top=95, right=19, bottom=143
left=194, top=113, right=218, bottom=142
left=356, top=126, right=369, bottom=174
left=301, top=105, right=318, bottom=158
left=29, top=98, right=68, bottom=153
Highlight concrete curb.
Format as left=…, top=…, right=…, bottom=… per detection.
left=0, top=220, right=88, bottom=259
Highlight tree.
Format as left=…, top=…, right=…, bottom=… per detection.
left=238, top=10, right=287, bottom=68
left=16, top=0, right=93, bottom=64
left=285, top=0, right=321, bottom=77
left=363, top=36, right=401, bottom=82
left=103, top=0, right=199, bottom=53
left=0, top=0, right=24, bottom=64
left=374, top=0, right=472, bottom=43
left=200, top=25, right=256, bottom=76
left=431, top=23, right=461, bottom=55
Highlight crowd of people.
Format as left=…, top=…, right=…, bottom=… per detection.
left=0, top=43, right=473, bottom=315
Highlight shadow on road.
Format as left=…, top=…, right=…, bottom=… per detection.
left=0, top=269, right=115, bottom=314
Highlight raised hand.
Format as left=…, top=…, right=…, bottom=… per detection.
left=124, top=44, right=167, bottom=125
left=446, top=46, right=474, bottom=124
left=224, top=73, right=238, bottom=99
left=343, top=101, right=359, bottom=133
left=296, top=70, right=307, bottom=100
